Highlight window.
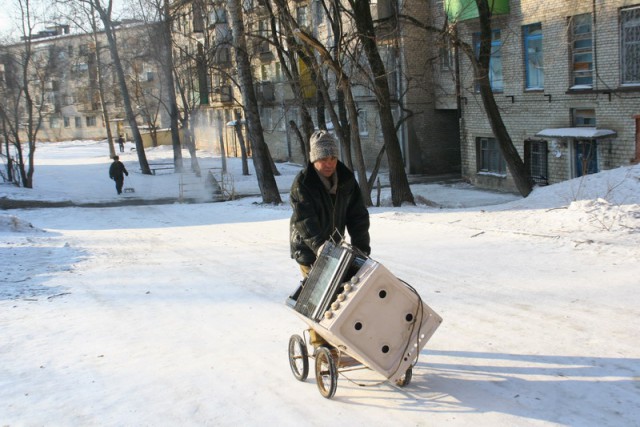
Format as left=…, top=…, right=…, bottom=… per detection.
left=260, top=64, right=270, bottom=81
left=73, top=63, right=89, bottom=73
left=525, top=140, right=548, bottom=185
left=260, top=107, right=272, bottom=130
left=64, top=117, right=70, bottom=128
left=621, top=6, right=640, bottom=85
left=211, top=7, right=227, bottom=24
left=75, top=116, right=82, bottom=128
left=572, top=108, right=596, bottom=127
left=215, top=47, right=231, bottom=65
left=575, top=140, right=598, bottom=176
left=358, top=110, right=368, bottom=136
left=570, top=14, right=593, bottom=88
left=314, top=0, right=324, bottom=25
left=477, top=137, right=506, bottom=174
left=242, top=0, right=254, bottom=11
left=523, top=23, right=543, bottom=90
left=259, top=18, right=268, bottom=35
left=49, top=116, right=60, bottom=129
left=86, top=116, right=97, bottom=127
left=297, top=6, right=308, bottom=28
left=474, top=30, right=503, bottom=92
left=278, top=110, right=287, bottom=131
left=440, top=39, right=454, bottom=71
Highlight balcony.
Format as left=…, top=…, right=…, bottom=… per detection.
left=445, top=0, right=509, bottom=22
left=255, top=81, right=275, bottom=103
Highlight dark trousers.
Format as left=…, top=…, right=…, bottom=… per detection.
left=114, top=177, right=124, bottom=194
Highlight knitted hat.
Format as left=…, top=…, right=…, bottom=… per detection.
left=309, top=130, right=339, bottom=163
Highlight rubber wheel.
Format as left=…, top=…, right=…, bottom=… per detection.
left=395, top=366, right=413, bottom=387
left=288, top=334, right=309, bottom=381
left=314, top=346, right=338, bottom=399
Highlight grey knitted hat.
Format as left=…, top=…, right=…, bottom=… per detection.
left=309, top=130, right=339, bottom=163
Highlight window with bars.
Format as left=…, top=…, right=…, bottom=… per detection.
left=621, top=6, right=640, bottom=84
left=570, top=13, right=593, bottom=88
left=525, top=140, right=548, bottom=185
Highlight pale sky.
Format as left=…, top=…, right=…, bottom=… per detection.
left=0, top=8, right=16, bottom=37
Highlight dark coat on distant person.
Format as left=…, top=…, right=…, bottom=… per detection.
left=109, top=159, right=128, bottom=180
left=289, top=161, right=370, bottom=267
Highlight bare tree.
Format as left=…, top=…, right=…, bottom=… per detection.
left=0, top=0, right=49, bottom=188
left=72, top=0, right=152, bottom=174
left=293, top=29, right=373, bottom=206
left=474, top=0, right=531, bottom=196
left=226, top=0, right=281, bottom=204
left=398, top=0, right=533, bottom=197
left=347, top=0, right=414, bottom=207
left=73, top=4, right=118, bottom=158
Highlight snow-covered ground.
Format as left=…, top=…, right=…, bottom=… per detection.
left=1, top=140, right=639, bottom=426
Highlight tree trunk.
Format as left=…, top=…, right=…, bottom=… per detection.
left=227, top=0, right=281, bottom=204
left=94, top=1, right=151, bottom=174
left=349, top=0, right=414, bottom=207
left=91, top=30, right=116, bottom=159
left=234, top=114, right=249, bottom=176
left=475, top=0, right=532, bottom=197
left=161, top=0, right=184, bottom=173
left=216, top=110, right=227, bottom=173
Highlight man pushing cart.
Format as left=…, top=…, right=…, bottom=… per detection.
left=287, top=132, right=442, bottom=398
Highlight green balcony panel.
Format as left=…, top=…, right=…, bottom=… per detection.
left=445, top=0, right=510, bottom=22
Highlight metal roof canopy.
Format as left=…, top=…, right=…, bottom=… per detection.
left=535, top=127, right=617, bottom=139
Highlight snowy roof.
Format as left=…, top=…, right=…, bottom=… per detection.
left=535, top=127, right=617, bottom=139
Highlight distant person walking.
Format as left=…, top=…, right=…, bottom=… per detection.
left=118, top=135, right=125, bottom=153
left=109, top=155, right=129, bottom=195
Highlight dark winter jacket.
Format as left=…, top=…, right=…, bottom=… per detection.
left=109, top=161, right=128, bottom=180
left=289, top=161, right=370, bottom=266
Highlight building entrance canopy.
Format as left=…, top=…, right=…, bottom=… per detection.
left=535, top=127, right=617, bottom=139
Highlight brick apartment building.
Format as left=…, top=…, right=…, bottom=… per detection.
left=449, top=0, right=640, bottom=192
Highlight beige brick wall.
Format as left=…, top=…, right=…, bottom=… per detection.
left=456, top=0, right=640, bottom=192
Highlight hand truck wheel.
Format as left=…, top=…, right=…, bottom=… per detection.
left=288, top=334, right=309, bottom=381
left=395, top=366, right=413, bottom=387
left=314, top=346, right=337, bottom=399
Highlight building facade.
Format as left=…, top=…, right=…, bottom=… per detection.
left=448, top=0, right=640, bottom=192
left=180, top=0, right=461, bottom=178
left=1, top=22, right=168, bottom=144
